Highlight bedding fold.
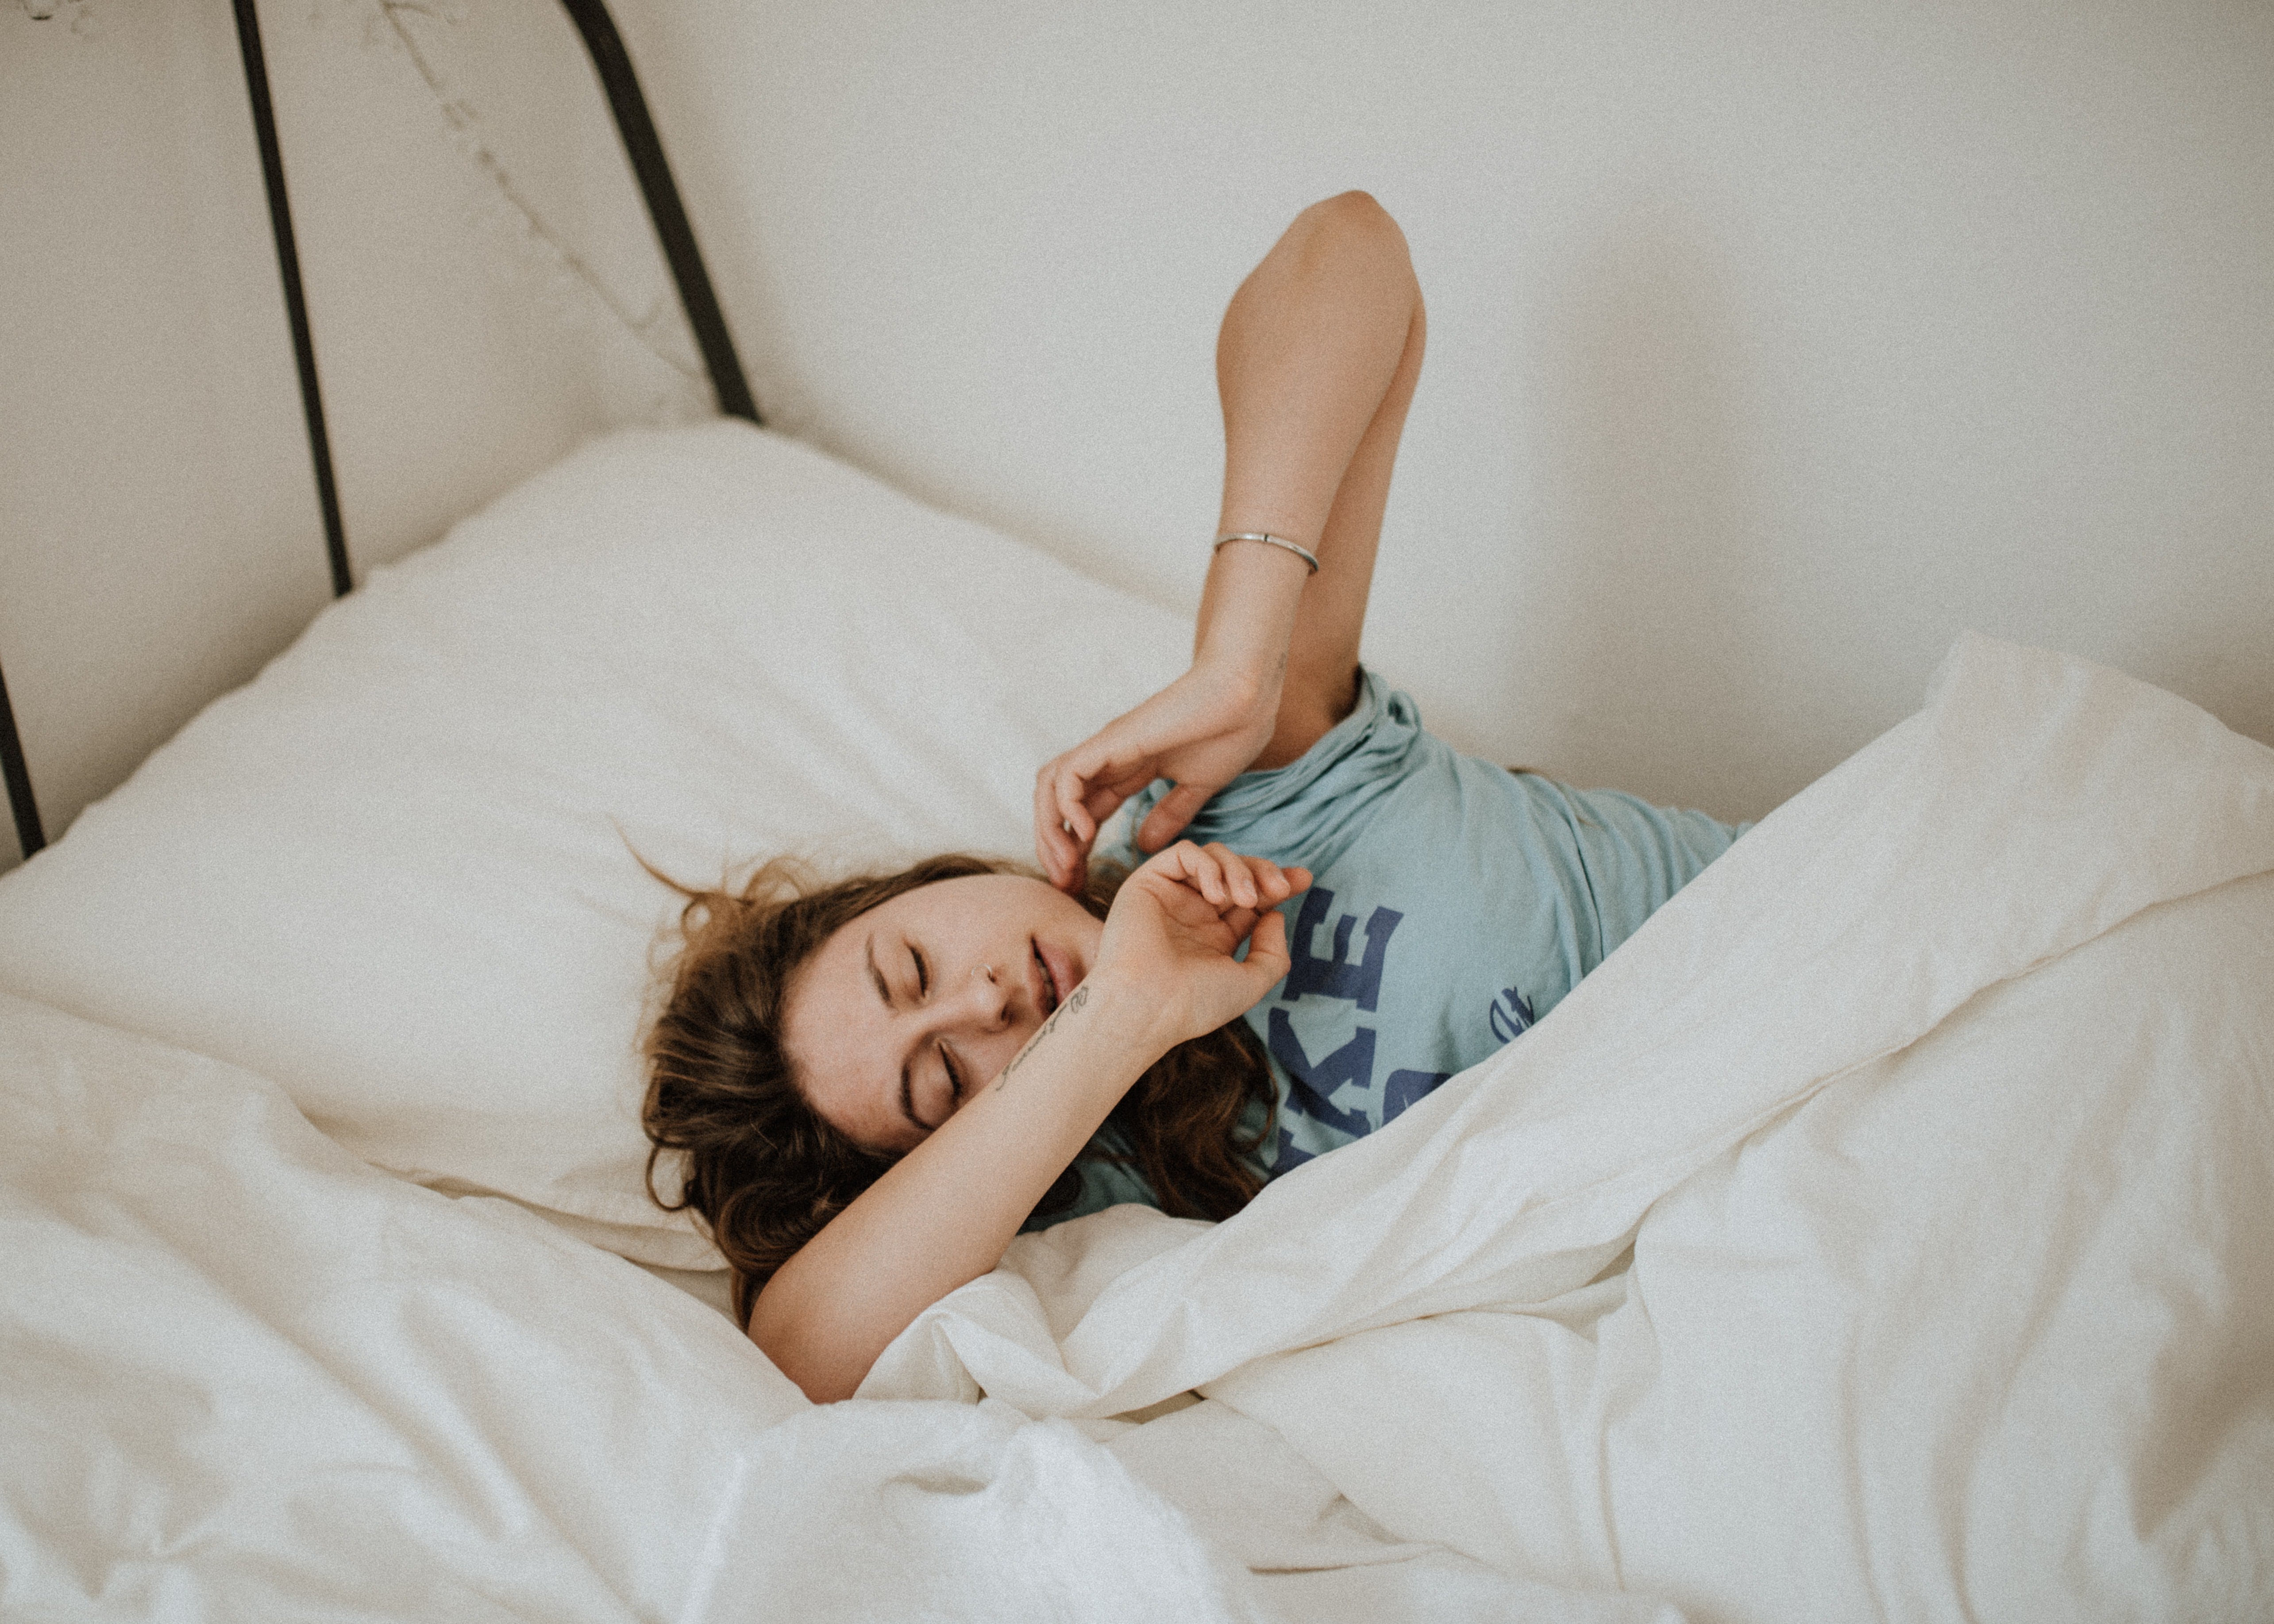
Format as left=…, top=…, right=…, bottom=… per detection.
left=6, top=625, right=2266, bottom=1620
left=864, top=632, right=2274, bottom=1416
left=0, top=993, right=1631, bottom=1621
left=861, top=633, right=2274, bottom=1620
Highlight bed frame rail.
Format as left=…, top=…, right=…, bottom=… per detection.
left=0, top=0, right=758, bottom=862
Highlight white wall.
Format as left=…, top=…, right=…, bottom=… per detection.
left=5, top=0, right=2269, bottom=875
left=0, top=0, right=706, bottom=870
left=622, top=0, right=2274, bottom=821
left=2, top=0, right=322, bottom=872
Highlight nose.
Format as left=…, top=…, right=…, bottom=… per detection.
left=958, top=962, right=1012, bottom=1030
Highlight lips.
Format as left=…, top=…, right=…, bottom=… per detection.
left=1030, top=939, right=1060, bottom=1015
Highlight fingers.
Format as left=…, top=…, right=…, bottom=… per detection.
left=1174, top=842, right=1236, bottom=908
left=1055, top=758, right=1100, bottom=850
left=1134, top=782, right=1212, bottom=855
left=1032, top=764, right=1079, bottom=888
left=1158, top=842, right=1309, bottom=913
left=1240, top=904, right=1293, bottom=983
left=1033, top=748, right=1118, bottom=890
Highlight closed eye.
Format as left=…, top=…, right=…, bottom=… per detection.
left=911, top=945, right=928, bottom=998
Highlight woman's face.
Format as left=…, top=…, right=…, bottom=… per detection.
left=782, top=873, right=1106, bottom=1155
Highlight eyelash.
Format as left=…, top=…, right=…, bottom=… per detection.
left=911, top=947, right=960, bottom=1098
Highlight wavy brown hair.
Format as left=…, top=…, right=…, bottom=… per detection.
left=642, top=852, right=1276, bottom=1326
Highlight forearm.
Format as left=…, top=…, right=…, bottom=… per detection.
left=1212, top=193, right=1420, bottom=554
left=1030, top=197, right=1423, bottom=880
left=1195, top=192, right=1425, bottom=746
left=748, top=974, right=1166, bottom=1403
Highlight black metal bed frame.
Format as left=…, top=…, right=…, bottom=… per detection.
left=0, top=0, right=758, bottom=862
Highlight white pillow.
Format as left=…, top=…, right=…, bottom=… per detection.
left=0, top=422, right=1188, bottom=1266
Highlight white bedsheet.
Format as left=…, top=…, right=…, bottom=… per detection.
left=0, top=997, right=1641, bottom=1620
left=5, top=634, right=2268, bottom=1621
left=865, top=634, right=2274, bottom=1618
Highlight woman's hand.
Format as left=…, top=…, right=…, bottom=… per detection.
left=1089, top=842, right=1311, bottom=1050
left=1034, top=661, right=1282, bottom=891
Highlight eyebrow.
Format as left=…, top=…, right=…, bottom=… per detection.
left=865, top=931, right=926, bottom=1135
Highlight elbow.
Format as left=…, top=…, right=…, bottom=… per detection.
left=1301, top=190, right=1407, bottom=257
left=1290, top=190, right=1416, bottom=295
left=1307, top=188, right=1391, bottom=228
left=748, top=1290, right=870, bottom=1405
left=789, top=1366, right=865, bottom=1406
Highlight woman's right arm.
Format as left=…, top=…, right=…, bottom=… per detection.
left=748, top=843, right=1307, bottom=1404
left=1035, top=191, right=1425, bottom=889
left=1204, top=189, right=1426, bottom=770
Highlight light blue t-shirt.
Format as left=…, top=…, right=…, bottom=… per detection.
left=1029, top=665, right=1747, bottom=1227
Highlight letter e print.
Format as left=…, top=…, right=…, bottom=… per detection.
left=1279, top=885, right=1404, bottom=1011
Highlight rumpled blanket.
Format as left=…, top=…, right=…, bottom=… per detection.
left=865, top=633, right=2274, bottom=1620
left=6, top=634, right=2267, bottom=1621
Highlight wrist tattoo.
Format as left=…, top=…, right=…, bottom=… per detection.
left=993, top=985, right=1090, bottom=1091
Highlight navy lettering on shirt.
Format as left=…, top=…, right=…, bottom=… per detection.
left=1488, top=985, right=1536, bottom=1044
left=1281, top=886, right=1403, bottom=1012
left=1383, top=1068, right=1451, bottom=1122
left=1266, top=1009, right=1374, bottom=1137
left=1260, top=882, right=1490, bottom=1166
left=1274, top=1130, right=1318, bottom=1170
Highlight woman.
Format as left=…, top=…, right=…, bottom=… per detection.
left=643, top=192, right=1745, bottom=1403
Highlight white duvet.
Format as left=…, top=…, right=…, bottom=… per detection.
left=5, top=633, right=2270, bottom=1621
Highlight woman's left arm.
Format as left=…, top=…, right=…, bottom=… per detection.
left=1036, top=191, right=1426, bottom=889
